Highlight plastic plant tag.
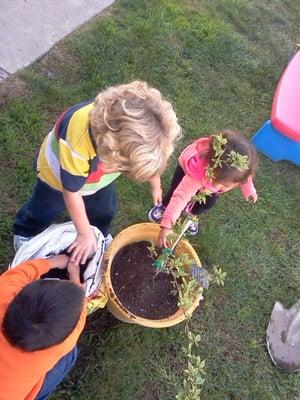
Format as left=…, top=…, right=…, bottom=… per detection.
left=189, top=264, right=210, bottom=289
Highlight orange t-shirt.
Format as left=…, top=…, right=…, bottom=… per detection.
left=0, top=259, right=87, bottom=400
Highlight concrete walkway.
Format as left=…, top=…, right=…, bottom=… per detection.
left=0, top=0, right=115, bottom=81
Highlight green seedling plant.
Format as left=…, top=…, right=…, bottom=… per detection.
left=211, top=265, right=227, bottom=286
left=176, top=262, right=226, bottom=400
left=149, top=217, right=226, bottom=399
left=176, top=331, right=205, bottom=400
left=192, top=191, right=212, bottom=205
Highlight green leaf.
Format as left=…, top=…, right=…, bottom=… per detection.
left=227, top=150, right=249, bottom=171
left=192, top=191, right=212, bottom=204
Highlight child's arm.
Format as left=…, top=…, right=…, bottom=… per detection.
left=158, top=174, right=201, bottom=247
left=0, top=255, right=69, bottom=299
left=63, top=189, right=98, bottom=265
left=240, top=176, right=258, bottom=203
left=67, top=261, right=81, bottom=285
left=149, top=174, right=163, bottom=205
left=49, top=254, right=70, bottom=269
left=160, top=174, right=201, bottom=229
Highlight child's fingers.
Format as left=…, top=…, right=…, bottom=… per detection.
left=158, top=234, right=164, bottom=248
left=92, top=242, right=98, bottom=252
left=246, top=194, right=258, bottom=203
left=68, top=238, right=97, bottom=264
left=152, top=187, right=163, bottom=206
left=158, top=235, right=168, bottom=248
left=67, top=242, right=76, bottom=253
left=70, top=252, right=80, bottom=264
left=67, top=262, right=81, bottom=284
left=70, top=246, right=84, bottom=264
left=153, top=196, right=160, bottom=206
left=81, top=247, right=91, bottom=264
left=155, top=193, right=162, bottom=205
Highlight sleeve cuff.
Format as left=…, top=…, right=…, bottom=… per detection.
left=160, top=220, right=172, bottom=230
left=35, top=258, right=52, bottom=277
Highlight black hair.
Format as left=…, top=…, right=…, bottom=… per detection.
left=2, top=279, right=85, bottom=351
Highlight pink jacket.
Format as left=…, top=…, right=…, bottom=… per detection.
left=160, top=137, right=257, bottom=229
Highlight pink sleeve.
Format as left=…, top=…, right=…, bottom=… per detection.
left=160, top=175, right=202, bottom=229
left=240, top=176, right=257, bottom=198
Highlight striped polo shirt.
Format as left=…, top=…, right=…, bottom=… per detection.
left=37, top=101, right=120, bottom=195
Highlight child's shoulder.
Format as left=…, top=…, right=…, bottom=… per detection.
left=56, top=101, right=95, bottom=150
left=182, top=136, right=212, bottom=156
left=194, top=136, right=212, bottom=150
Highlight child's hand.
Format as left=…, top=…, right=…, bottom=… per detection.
left=49, top=254, right=70, bottom=269
left=149, top=174, right=163, bottom=205
left=158, top=227, right=172, bottom=248
left=151, top=186, right=163, bottom=206
left=247, top=193, right=258, bottom=203
left=68, top=230, right=98, bottom=265
left=67, top=261, right=81, bottom=285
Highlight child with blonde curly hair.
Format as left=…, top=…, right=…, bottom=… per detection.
left=14, top=81, right=181, bottom=263
left=149, top=130, right=258, bottom=247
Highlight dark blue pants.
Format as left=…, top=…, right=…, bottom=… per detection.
left=14, top=179, right=117, bottom=238
left=36, top=347, right=77, bottom=400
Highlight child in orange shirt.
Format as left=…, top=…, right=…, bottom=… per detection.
left=0, top=255, right=86, bottom=400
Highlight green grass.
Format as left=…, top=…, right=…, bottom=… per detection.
left=1, top=0, right=300, bottom=398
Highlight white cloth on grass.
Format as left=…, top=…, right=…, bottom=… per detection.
left=10, top=222, right=106, bottom=298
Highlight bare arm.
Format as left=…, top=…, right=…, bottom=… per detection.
left=63, top=189, right=90, bottom=234
left=49, top=254, right=70, bottom=269
left=239, top=175, right=258, bottom=203
left=149, top=174, right=163, bottom=205
left=50, top=255, right=81, bottom=285
left=63, top=189, right=97, bottom=264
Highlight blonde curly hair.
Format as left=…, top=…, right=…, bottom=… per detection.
left=89, top=81, right=181, bottom=182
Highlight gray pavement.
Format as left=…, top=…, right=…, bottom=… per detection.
left=0, top=0, right=115, bottom=80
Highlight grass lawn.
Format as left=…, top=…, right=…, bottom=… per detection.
left=1, top=0, right=300, bottom=398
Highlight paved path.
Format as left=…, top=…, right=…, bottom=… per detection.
left=0, top=0, right=115, bottom=80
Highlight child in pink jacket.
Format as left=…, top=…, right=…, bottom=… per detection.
left=149, top=130, right=258, bottom=247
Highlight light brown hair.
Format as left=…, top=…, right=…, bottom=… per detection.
left=89, top=81, right=181, bottom=182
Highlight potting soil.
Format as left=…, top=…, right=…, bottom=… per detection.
left=111, top=241, right=179, bottom=319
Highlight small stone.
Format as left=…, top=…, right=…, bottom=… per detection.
left=47, top=71, right=56, bottom=80
left=0, top=68, right=10, bottom=81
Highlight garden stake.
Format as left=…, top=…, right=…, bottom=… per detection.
left=154, top=219, right=193, bottom=270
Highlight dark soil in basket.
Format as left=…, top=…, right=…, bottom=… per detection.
left=111, top=241, right=180, bottom=319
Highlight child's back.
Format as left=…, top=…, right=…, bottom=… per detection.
left=0, top=256, right=86, bottom=400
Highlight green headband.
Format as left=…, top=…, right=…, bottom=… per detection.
left=206, top=133, right=249, bottom=180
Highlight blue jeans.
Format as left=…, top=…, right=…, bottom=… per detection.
left=14, top=179, right=117, bottom=238
left=36, top=347, right=78, bottom=400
